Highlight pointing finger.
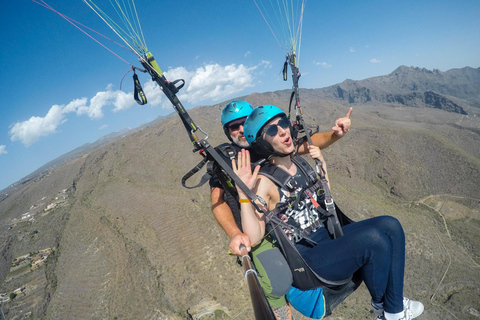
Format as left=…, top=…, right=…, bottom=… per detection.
left=345, top=107, right=353, bottom=118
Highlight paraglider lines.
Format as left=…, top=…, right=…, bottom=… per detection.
left=83, top=0, right=147, bottom=58
left=253, top=0, right=307, bottom=62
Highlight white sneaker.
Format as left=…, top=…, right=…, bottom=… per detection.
left=372, top=297, right=424, bottom=320
left=402, top=297, right=424, bottom=319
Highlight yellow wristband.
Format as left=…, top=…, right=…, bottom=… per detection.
left=239, top=198, right=251, bottom=203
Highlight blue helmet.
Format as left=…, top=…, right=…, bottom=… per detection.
left=221, top=101, right=253, bottom=140
left=244, top=105, right=292, bottom=158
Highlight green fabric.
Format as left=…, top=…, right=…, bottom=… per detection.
left=251, top=236, right=288, bottom=308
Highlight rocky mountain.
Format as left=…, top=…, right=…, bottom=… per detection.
left=312, top=66, right=480, bottom=114
left=0, top=66, right=479, bottom=320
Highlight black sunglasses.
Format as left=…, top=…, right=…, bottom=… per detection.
left=263, top=117, right=290, bottom=137
left=229, top=121, right=245, bottom=131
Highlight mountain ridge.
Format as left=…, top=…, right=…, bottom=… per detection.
left=313, top=65, right=480, bottom=114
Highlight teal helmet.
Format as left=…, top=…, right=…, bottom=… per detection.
left=244, top=105, right=293, bottom=158
left=221, top=101, right=253, bottom=140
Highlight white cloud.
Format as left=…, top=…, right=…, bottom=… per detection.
left=62, top=98, right=88, bottom=114
left=9, top=63, right=258, bottom=146
left=112, top=91, right=136, bottom=112
left=9, top=86, right=133, bottom=146
left=165, top=66, right=196, bottom=83
left=10, top=104, right=65, bottom=146
left=67, top=85, right=136, bottom=118
left=349, top=47, right=356, bottom=53
left=315, top=61, right=332, bottom=68
left=259, top=60, right=272, bottom=68
left=0, top=145, right=6, bottom=155
left=253, top=60, right=272, bottom=77
left=142, top=80, right=164, bottom=107
left=244, top=51, right=251, bottom=57
left=164, top=63, right=256, bottom=105
left=99, top=124, right=108, bottom=130
left=77, top=89, right=115, bottom=119
left=370, top=58, right=381, bottom=63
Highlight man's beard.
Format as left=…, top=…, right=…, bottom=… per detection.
left=231, top=135, right=250, bottom=148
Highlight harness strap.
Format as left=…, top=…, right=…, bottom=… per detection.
left=294, top=157, right=343, bottom=238
left=181, top=157, right=211, bottom=189
left=133, top=72, right=147, bottom=105
left=319, top=174, right=343, bottom=238
left=283, top=52, right=344, bottom=239
left=259, top=156, right=345, bottom=240
left=198, top=140, right=268, bottom=213
left=288, top=91, right=295, bottom=120
left=270, top=219, right=353, bottom=290
left=266, top=212, right=318, bottom=246
left=140, top=52, right=201, bottom=147
left=181, top=143, right=239, bottom=190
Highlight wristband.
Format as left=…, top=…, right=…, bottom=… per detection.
left=239, top=198, right=251, bottom=203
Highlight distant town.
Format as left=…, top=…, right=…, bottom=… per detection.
left=1, top=187, right=69, bottom=313
left=1, top=247, right=55, bottom=304
left=8, top=188, right=69, bottom=229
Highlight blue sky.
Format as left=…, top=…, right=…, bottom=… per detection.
left=1, top=0, right=479, bottom=191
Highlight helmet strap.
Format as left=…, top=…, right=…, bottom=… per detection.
left=223, top=126, right=233, bottom=142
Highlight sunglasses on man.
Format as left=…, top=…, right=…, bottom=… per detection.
left=262, top=117, right=290, bottom=137
left=229, top=121, right=245, bottom=131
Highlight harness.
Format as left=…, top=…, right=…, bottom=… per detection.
left=260, top=156, right=337, bottom=242
left=182, top=143, right=266, bottom=231
left=182, top=143, right=238, bottom=192
left=258, top=156, right=356, bottom=291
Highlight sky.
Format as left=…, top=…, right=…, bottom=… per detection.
left=1, top=0, right=479, bottom=191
